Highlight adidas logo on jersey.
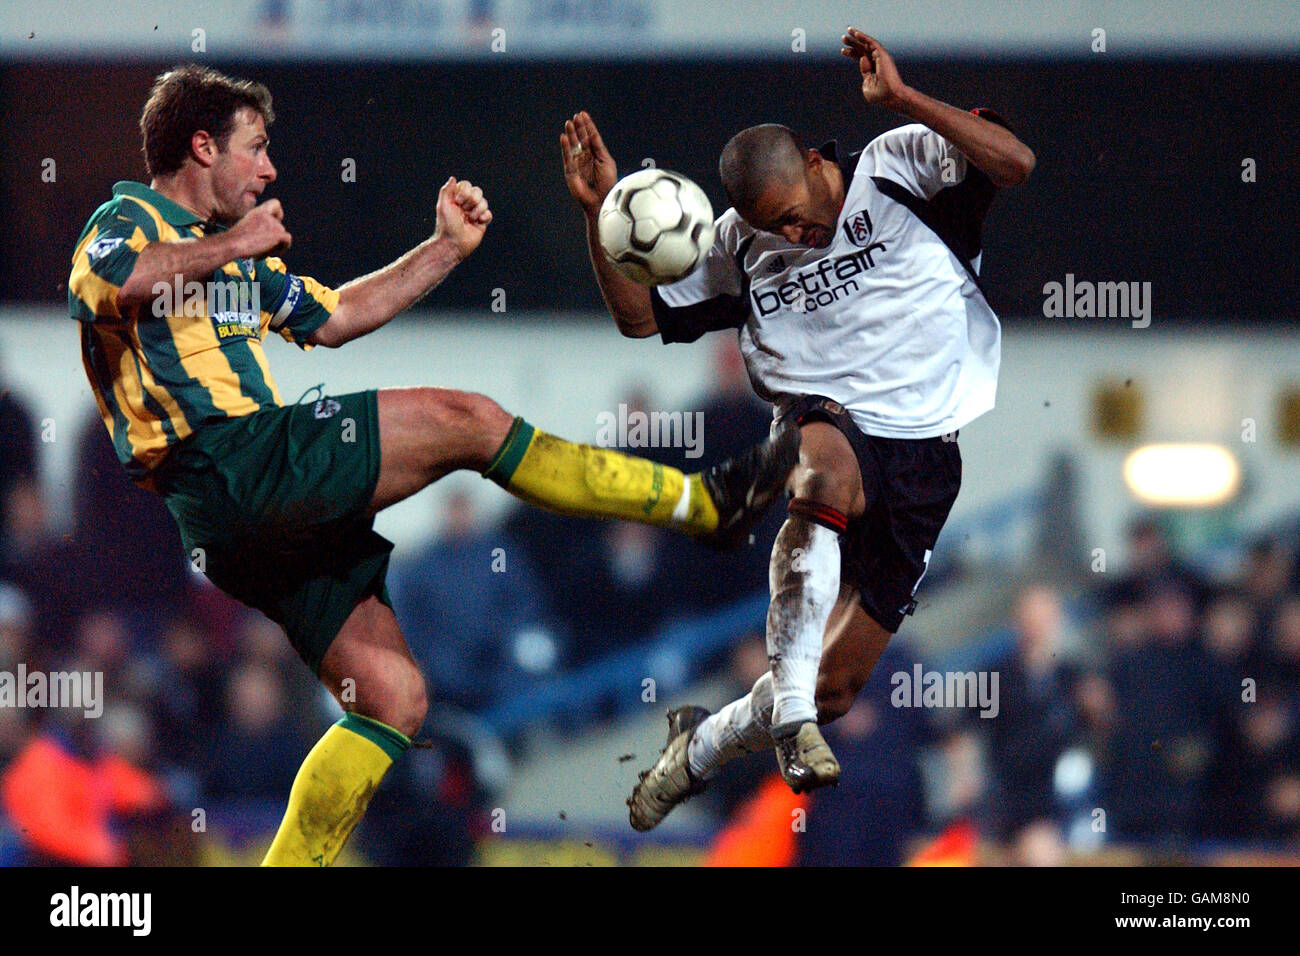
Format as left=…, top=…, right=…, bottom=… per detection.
left=763, top=254, right=787, bottom=275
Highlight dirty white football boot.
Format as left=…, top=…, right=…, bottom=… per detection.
left=627, top=706, right=711, bottom=832
left=772, top=721, right=841, bottom=794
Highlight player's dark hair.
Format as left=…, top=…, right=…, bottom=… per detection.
left=718, top=124, right=808, bottom=216
left=140, top=65, right=274, bottom=177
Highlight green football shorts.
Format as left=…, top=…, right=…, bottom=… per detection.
left=155, top=389, right=393, bottom=674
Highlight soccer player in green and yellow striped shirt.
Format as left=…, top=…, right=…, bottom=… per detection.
left=72, top=177, right=337, bottom=488
left=69, top=65, right=797, bottom=866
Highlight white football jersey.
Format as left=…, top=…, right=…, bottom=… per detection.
left=651, top=121, right=1004, bottom=439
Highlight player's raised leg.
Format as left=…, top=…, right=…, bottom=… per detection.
left=628, top=421, right=866, bottom=828
left=761, top=420, right=863, bottom=790
left=262, top=594, right=425, bottom=866
left=368, top=385, right=799, bottom=549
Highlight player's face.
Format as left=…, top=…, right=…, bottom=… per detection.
left=209, top=110, right=276, bottom=224
left=747, top=154, right=841, bottom=248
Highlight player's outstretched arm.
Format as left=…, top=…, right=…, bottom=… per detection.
left=561, top=111, right=658, bottom=339
left=842, top=28, right=1036, bottom=187
left=308, top=177, right=491, bottom=348
left=116, top=200, right=292, bottom=312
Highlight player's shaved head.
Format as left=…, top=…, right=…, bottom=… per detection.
left=719, top=124, right=808, bottom=218
left=717, top=124, right=845, bottom=247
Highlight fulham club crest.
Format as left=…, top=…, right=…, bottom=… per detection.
left=841, top=208, right=873, bottom=247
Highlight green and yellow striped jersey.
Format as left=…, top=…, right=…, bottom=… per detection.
left=68, top=182, right=337, bottom=486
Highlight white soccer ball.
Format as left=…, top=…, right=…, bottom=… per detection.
left=597, top=169, right=715, bottom=286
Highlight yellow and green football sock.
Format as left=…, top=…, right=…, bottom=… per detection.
left=483, top=417, right=719, bottom=534
left=261, top=712, right=410, bottom=867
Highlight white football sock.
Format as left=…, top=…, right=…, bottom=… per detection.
left=687, top=672, right=774, bottom=780
left=768, top=518, right=840, bottom=729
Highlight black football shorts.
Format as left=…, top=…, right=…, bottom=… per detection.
left=778, top=395, right=962, bottom=634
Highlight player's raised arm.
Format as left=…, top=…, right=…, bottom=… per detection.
left=307, top=176, right=491, bottom=347
left=116, top=200, right=292, bottom=311
left=842, top=28, right=1035, bottom=187
left=560, top=111, right=658, bottom=338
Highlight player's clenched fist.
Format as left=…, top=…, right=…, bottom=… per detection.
left=227, top=199, right=292, bottom=259
left=434, top=176, right=492, bottom=261
left=561, top=111, right=617, bottom=218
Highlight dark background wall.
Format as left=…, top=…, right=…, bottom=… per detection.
left=1, top=55, right=1294, bottom=320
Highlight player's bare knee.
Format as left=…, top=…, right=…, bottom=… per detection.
left=367, top=662, right=427, bottom=738
left=341, top=654, right=427, bottom=738
left=790, top=421, right=862, bottom=514
left=420, top=387, right=495, bottom=428
left=398, top=674, right=429, bottom=738
left=791, top=456, right=858, bottom=513
left=395, top=660, right=428, bottom=737
left=420, top=388, right=513, bottom=466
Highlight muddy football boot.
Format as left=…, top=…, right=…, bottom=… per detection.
left=627, top=706, right=712, bottom=832
left=696, top=421, right=800, bottom=551
left=772, top=721, right=841, bottom=794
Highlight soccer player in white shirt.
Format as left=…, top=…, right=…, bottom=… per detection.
left=561, top=29, right=1035, bottom=830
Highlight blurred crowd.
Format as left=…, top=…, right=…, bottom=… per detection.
left=4, top=343, right=1300, bottom=864
left=975, top=520, right=1300, bottom=858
